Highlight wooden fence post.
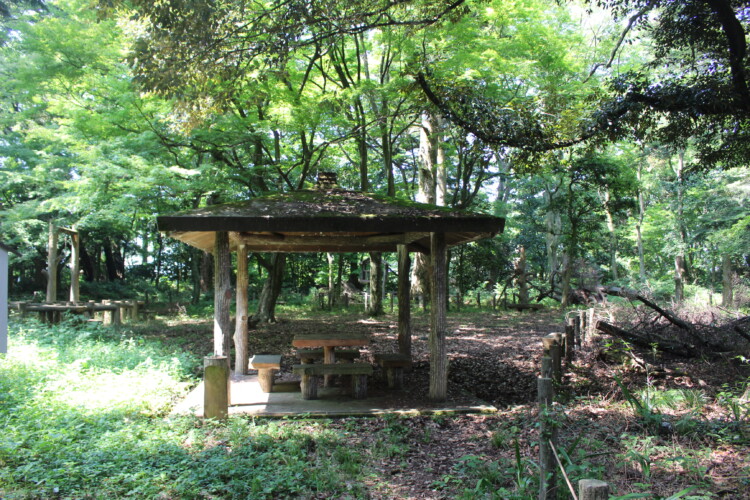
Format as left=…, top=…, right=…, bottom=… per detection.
left=578, top=479, right=609, bottom=500
left=204, top=355, right=230, bottom=420
left=565, top=317, right=575, bottom=363
left=543, top=334, right=563, bottom=384
left=587, top=308, right=596, bottom=343
left=538, top=376, right=557, bottom=500
left=574, top=312, right=582, bottom=349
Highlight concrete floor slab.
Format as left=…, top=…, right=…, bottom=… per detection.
left=173, top=373, right=497, bottom=418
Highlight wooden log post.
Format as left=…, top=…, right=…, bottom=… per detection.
left=301, top=373, right=319, bottom=400
left=213, top=231, right=232, bottom=368
left=204, top=355, right=230, bottom=420
left=543, top=334, right=563, bottom=384
left=429, top=232, right=448, bottom=401
left=397, top=245, right=411, bottom=357
left=574, top=312, right=582, bottom=349
left=538, top=376, right=557, bottom=500
left=587, top=308, right=596, bottom=344
left=234, top=244, right=249, bottom=375
left=46, top=222, right=58, bottom=303
left=352, top=374, right=368, bottom=399
left=578, top=479, right=609, bottom=500
left=565, top=317, right=575, bottom=363
left=541, top=355, right=552, bottom=379
left=112, top=303, right=122, bottom=327
left=579, top=310, right=587, bottom=345
left=102, top=300, right=112, bottom=326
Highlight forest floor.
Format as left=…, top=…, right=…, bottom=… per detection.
left=161, top=306, right=750, bottom=499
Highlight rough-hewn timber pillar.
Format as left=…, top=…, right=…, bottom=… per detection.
left=234, top=243, right=249, bottom=374
left=46, top=222, right=58, bottom=303
left=397, top=245, right=412, bottom=356
left=429, top=232, right=448, bottom=401
left=213, top=232, right=232, bottom=367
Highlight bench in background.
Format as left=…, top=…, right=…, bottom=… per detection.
left=292, top=363, right=373, bottom=400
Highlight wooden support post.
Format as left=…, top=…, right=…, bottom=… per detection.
left=538, top=377, right=557, bottom=500
left=565, top=317, right=575, bottom=363
left=213, top=231, right=232, bottom=367
left=234, top=244, right=249, bottom=374
left=46, top=222, right=58, bottom=303
left=204, top=356, right=230, bottom=420
left=578, top=479, right=609, bottom=500
left=397, top=245, right=411, bottom=357
left=300, top=373, right=319, bottom=400
left=352, top=374, right=368, bottom=399
left=574, top=312, right=582, bottom=349
left=429, top=232, right=448, bottom=401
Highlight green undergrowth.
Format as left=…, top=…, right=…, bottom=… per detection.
left=0, top=318, right=372, bottom=498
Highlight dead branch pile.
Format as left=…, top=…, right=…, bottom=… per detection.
left=595, top=287, right=750, bottom=358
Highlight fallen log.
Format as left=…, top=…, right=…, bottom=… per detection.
left=596, top=320, right=698, bottom=357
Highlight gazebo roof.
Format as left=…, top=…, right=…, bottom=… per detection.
left=157, top=187, right=505, bottom=253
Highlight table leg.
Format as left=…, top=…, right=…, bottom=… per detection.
left=323, top=346, right=336, bottom=387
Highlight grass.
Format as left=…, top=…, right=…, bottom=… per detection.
left=0, top=317, right=374, bottom=499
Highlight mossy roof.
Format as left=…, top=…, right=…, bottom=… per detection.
left=157, top=188, right=505, bottom=253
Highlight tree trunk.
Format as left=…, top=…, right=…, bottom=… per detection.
left=191, top=248, right=202, bottom=304
left=636, top=162, right=647, bottom=281
left=722, top=255, right=734, bottom=307
left=201, top=251, right=213, bottom=293
left=327, top=252, right=335, bottom=309
left=154, top=233, right=163, bottom=288
left=412, top=110, right=437, bottom=307
left=255, top=253, right=286, bottom=323
left=515, top=246, right=529, bottom=306
left=674, top=255, right=686, bottom=303
left=397, top=245, right=411, bottom=356
left=368, top=252, right=384, bottom=316
left=544, top=185, right=562, bottom=292
left=673, top=150, right=689, bottom=303
left=46, top=222, right=58, bottom=303
left=429, top=232, right=448, bottom=401
left=602, top=188, right=618, bottom=281
left=69, top=229, right=80, bottom=302
left=434, top=115, right=447, bottom=206
left=213, top=232, right=232, bottom=367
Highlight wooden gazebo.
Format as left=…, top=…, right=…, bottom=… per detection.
left=157, top=174, right=504, bottom=401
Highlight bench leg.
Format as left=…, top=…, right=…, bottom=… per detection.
left=386, top=367, right=404, bottom=390
left=352, top=375, right=368, bottom=399
left=301, top=373, right=319, bottom=400
left=258, top=368, right=276, bottom=393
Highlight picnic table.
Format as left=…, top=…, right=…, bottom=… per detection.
left=291, top=332, right=369, bottom=365
left=292, top=332, right=370, bottom=392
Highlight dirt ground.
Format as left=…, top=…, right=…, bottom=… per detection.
left=166, top=307, right=750, bottom=498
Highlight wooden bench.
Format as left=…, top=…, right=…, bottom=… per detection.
left=292, top=363, right=373, bottom=400
left=295, top=348, right=360, bottom=364
left=373, top=353, right=412, bottom=389
left=250, top=354, right=282, bottom=393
